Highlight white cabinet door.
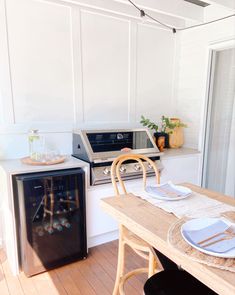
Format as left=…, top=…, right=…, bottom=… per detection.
left=0, top=168, right=19, bottom=275
left=5, top=0, right=74, bottom=124
left=81, top=11, right=130, bottom=124
left=136, top=24, right=175, bottom=120
left=87, top=178, right=146, bottom=245
left=87, top=186, right=118, bottom=238
left=161, top=155, right=201, bottom=185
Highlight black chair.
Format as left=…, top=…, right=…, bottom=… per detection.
left=144, top=250, right=217, bottom=295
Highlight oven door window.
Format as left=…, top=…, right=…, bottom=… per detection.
left=87, top=131, right=154, bottom=152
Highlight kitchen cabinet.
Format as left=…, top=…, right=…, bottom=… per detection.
left=161, top=148, right=201, bottom=184
left=0, top=149, right=201, bottom=275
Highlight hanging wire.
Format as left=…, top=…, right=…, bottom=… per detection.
left=127, top=0, right=235, bottom=33
left=177, top=14, right=235, bottom=31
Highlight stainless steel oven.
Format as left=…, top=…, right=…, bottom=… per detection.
left=72, top=129, right=163, bottom=185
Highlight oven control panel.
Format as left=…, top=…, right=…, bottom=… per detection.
left=91, top=160, right=163, bottom=185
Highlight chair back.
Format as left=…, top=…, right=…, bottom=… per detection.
left=111, top=154, right=160, bottom=196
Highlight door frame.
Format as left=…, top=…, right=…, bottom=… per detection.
left=201, top=39, right=235, bottom=187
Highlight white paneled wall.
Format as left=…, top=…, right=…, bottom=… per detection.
left=81, top=11, right=130, bottom=123
left=6, top=0, right=75, bottom=124
left=0, top=0, right=176, bottom=159
left=175, top=17, right=235, bottom=149
left=136, top=24, right=175, bottom=121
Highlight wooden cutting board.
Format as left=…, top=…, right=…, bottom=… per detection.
left=21, top=156, right=66, bottom=166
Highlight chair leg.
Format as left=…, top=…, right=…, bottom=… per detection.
left=113, top=226, right=126, bottom=295
left=148, top=250, right=156, bottom=278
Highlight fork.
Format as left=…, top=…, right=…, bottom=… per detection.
left=201, top=234, right=235, bottom=248
left=198, top=225, right=235, bottom=245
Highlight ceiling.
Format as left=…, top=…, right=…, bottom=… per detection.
left=74, top=0, right=235, bottom=29
left=184, top=0, right=210, bottom=7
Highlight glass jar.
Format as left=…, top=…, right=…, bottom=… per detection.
left=28, top=129, right=44, bottom=161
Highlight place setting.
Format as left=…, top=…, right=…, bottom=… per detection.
left=144, top=181, right=192, bottom=201
left=130, top=181, right=192, bottom=203
left=181, top=217, right=235, bottom=258
left=130, top=181, right=235, bottom=221
left=168, top=215, right=235, bottom=272
left=130, top=181, right=235, bottom=271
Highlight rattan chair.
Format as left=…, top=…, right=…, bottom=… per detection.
left=111, top=154, right=160, bottom=295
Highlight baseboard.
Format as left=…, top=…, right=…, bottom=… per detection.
left=88, top=230, right=118, bottom=248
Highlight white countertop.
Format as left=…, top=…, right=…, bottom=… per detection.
left=0, top=149, right=200, bottom=175
left=161, top=147, right=200, bottom=159
left=0, top=156, right=89, bottom=175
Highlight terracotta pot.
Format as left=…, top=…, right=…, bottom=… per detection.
left=168, top=118, right=184, bottom=148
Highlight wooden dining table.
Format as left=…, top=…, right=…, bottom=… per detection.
left=100, top=183, right=235, bottom=295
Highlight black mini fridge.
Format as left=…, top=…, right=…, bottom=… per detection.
left=13, top=168, right=87, bottom=277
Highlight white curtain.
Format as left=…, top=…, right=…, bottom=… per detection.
left=225, top=92, right=235, bottom=196
left=204, top=48, right=235, bottom=198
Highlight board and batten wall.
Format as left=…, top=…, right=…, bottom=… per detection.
left=174, top=16, right=235, bottom=150
left=0, top=0, right=176, bottom=160
left=0, top=0, right=176, bottom=248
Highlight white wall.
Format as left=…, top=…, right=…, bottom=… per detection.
left=174, top=16, right=235, bottom=149
left=0, top=0, right=176, bottom=159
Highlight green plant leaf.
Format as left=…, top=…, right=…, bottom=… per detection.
left=140, top=115, right=158, bottom=132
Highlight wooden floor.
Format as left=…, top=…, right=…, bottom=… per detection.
left=0, top=240, right=149, bottom=295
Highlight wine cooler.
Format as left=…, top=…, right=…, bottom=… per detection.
left=13, top=168, right=87, bottom=277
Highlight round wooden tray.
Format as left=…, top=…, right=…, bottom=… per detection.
left=21, top=156, right=66, bottom=166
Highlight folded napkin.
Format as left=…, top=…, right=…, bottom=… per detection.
left=183, top=220, right=235, bottom=253
left=145, top=182, right=190, bottom=199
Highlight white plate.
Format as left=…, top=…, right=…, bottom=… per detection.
left=181, top=218, right=235, bottom=258
left=145, top=182, right=192, bottom=201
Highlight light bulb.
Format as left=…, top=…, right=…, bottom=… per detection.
left=140, top=9, right=146, bottom=24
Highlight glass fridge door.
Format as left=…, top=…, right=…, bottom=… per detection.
left=14, top=168, right=87, bottom=276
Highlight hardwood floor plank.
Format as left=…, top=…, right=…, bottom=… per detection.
left=0, top=250, right=10, bottom=295
left=92, top=243, right=142, bottom=295
left=91, top=245, right=116, bottom=277
left=55, top=264, right=83, bottom=295
left=69, top=266, right=97, bottom=295
left=70, top=258, right=110, bottom=295
left=110, top=240, right=149, bottom=284
left=0, top=260, right=10, bottom=295
left=18, top=272, right=39, bottom=295
left=102, top=241, right=147, bottom=287
left=87, top=248, right=115, bottom=294
left=48, top=270, right=68, bottom=295
left=32, top=270, right=67, bottom=295
left=0, top=241, right=147, bottom=295
left=0, top=252, right=25, bottom=295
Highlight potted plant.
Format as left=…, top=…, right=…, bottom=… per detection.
left=140, top=115, right=169, bottom=151
left=140, top=115, right=187, bottom=150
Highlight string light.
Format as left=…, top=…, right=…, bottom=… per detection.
left=128, top=0, right=235, bottom=33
